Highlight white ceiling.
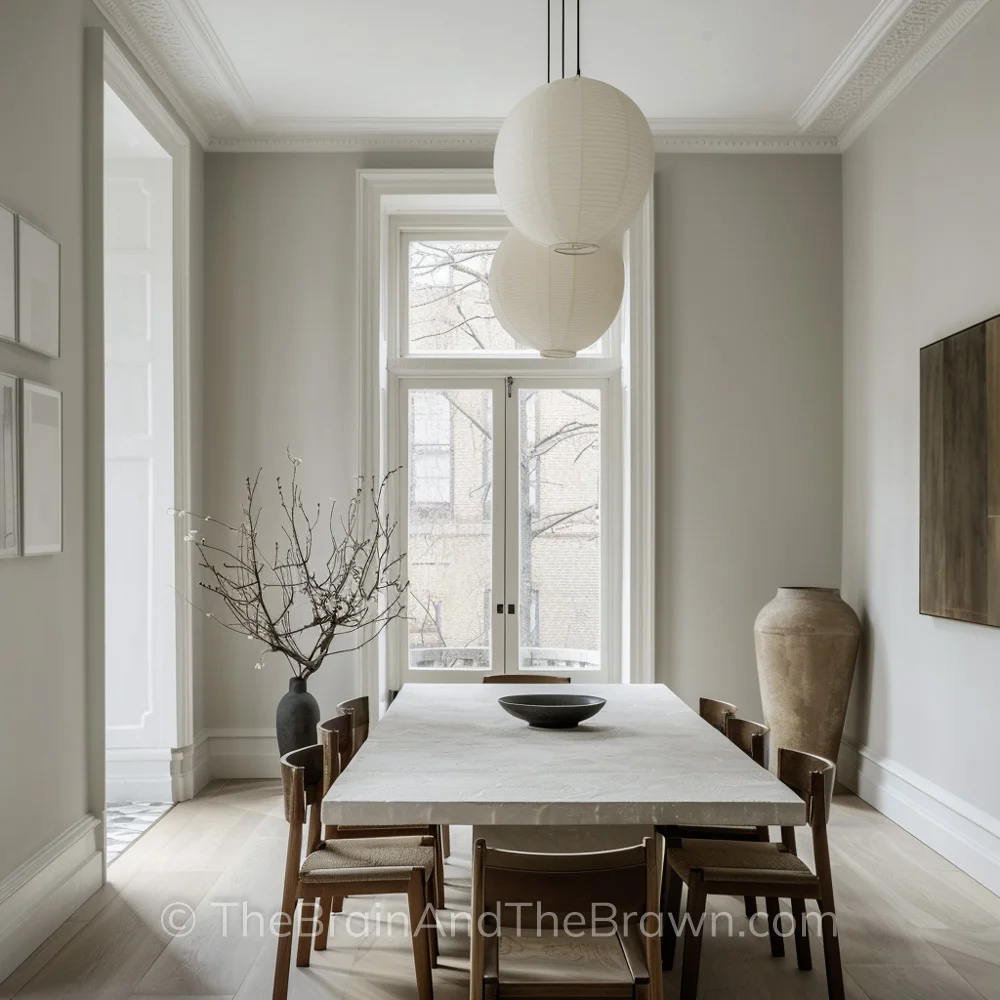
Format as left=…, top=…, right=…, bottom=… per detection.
left=97, top=0, right=988, bottom=151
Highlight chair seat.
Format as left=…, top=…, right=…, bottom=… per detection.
left=495, top=930, right=637, bottom=994
left=300, top=836, right=436, bottom=883
left=668, top=839, right=818, bottom=885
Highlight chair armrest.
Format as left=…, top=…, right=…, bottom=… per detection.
left=617, top=929, right=650, bottom=985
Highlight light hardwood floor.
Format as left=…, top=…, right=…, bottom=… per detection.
left=3, top=781, right=999, bottom=1000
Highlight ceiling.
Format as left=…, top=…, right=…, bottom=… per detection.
left=97, top=0, right=988, bottom=151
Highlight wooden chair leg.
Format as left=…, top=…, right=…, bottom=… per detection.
left=819, top=898, right=845, bottom=1000
left=744, top=895, right=758, bottom=919
left=426, top=881, right=440, bottom=968
left=433, top=831, right=446, bottom=908
left=271, top=892, right=298, bottom=1000
left=679, top=870, right=707, bottom=1000
left=313, top=891, right=334, bottom=952
left=661, top=862, right=683, bottom=970
left=764, top=896, right=785, bottom=958
left=407, top=870, right=435, bottom=1000
left=790, top=897, right=812, bottom=971
left=296, top=897, right=320, bottom=968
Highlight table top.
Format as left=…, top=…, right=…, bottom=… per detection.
left=321, top=683, right=807, bottom=827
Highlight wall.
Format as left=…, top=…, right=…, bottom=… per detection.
left=0, top=0, right=205, bottom=978
left=842, top=1, right=1000, bottom=888
left=203, top=150, right=844, bottom=752
left=655, top=154, right=844, bottom=718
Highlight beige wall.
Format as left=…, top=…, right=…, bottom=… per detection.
left=654, top=154, right=844, bottom=717
left=0, top=0, right=204, bottom=890
left=842, top=3, right=1000, bottom=821
left=203, top=150, right=843, bottom=730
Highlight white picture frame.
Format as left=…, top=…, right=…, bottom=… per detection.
left=0, top=205, right=14, bottom=345
left=0, top=373, right=19, bottom=558
left=17, top=217, right=60, bottom=358
left=22, top=380, right=62, bottom=555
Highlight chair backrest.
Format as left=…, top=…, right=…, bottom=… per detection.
left=699, top=697, right=737, bottom=733
left=336, top=696, right=370, bottom=758
left=473, top=838, right=656, bottom=930
left=318, top=715, right=352, bottom=793
left=724, top=717, right=769, bottom=767
left=777, top=747, right=836, bottom=828
left=482, top=674, right=571, bottom=684
left=279, top=744, right=325, bottom=887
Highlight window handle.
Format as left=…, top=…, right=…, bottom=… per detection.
left=508, top=603, right=516, bottom=615
left=496, top=603, right=503, bottom=615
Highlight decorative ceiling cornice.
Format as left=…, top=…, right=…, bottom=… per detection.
left=95, top=0, right=990, bottom=154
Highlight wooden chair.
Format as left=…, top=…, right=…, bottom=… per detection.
left=663, top=749, right=843, bottom=1000
left=470, top=838, right=661, bottom=1000
left=318, top=714, right=445, bottom=905
left=335, top=695, right=370, bottom=761
left=273, top=744, right=439, bottom=1000
left=482, top=674, right=571, bottom=684
left=698, top=697, right=737, bottom=733
left=658, top=717, right=773, bottom=930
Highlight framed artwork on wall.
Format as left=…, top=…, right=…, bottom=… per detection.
left=22, top=380, right=62, bottom=555
left=0, top=205, right=14, bottom=345
left=0, top=372, right=19, bottom=558
left=17, top=217, right=60, bottom=358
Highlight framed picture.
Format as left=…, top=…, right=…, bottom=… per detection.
left=0, top=373, right=19, bottom=557
left=0, top=205, right=14, bottom=345
left=22, top=380, right=62, bottom=555
left=17, top=217, right=60, bottom=358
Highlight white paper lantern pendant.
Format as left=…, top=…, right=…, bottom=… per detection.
left=490, top=0, right=652, bottom=355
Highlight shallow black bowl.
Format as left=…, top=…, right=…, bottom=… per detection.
left=498, top=693, right=607, bottom=729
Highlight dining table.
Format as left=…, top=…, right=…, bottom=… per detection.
left=321, top=682, right=805, bottom=829
left=321, top=682, right=806, bottom=998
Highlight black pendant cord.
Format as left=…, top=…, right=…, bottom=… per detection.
left=561, top=0, right=566, bottom=79
left=576, top=0, right=581, bottom=75
left=547, top=0, right=551, bottom=82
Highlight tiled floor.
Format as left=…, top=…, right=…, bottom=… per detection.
left=105, top=802, right=172, bottom=865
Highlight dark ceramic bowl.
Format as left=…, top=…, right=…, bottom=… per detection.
left=498, top=693, right=607, bottom=729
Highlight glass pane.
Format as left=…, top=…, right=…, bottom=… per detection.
left=408, top=388, right=494, bottom=669
left=407, top=239, right=605, bottom=355
left=518, top=388, right=601, bottom=671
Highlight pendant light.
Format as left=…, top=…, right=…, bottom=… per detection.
left=489, top=228, right=624, bottom=358
left=493, top=0, right=654, bottom=255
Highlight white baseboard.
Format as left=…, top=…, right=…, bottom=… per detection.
left=0, top=815, right=103, bottom=982
left=838, top=740, right=1000, bottom=896
left=105, top=736, right=213, bottom=804
left=205, top=728, right=280, bottom=779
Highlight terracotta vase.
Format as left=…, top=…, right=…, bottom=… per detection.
left=754, top=587, right=861, bottom=769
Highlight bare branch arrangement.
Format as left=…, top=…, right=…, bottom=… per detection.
left=174, top=455, right=406, bottom=679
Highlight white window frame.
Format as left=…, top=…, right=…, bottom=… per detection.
left=357, top=169, right=655, bottom=713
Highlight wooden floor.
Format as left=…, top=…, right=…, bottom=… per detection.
left=3, top=781, right=1000, bottom=999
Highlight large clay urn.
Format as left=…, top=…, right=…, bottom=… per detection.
left=754, top=587, right=861, bottom=769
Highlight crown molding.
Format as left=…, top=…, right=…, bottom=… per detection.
left=837, top=0, right=990, bottom=149
left=804, top=0, right=966, bottom=135
left=96, top=0, right=992, bottom=155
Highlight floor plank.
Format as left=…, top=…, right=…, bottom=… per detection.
left=3, top=784, right=1000, bottom=1000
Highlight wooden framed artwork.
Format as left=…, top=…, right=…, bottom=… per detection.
left=0, top=204, right=14, bottom=346
left=17, top=217, right=60, bottom=358
left=0, top=373, right=18, bottom=558
left=21, top=380, right=62, bottom=555
left=920, top=313, right=1000, bottom=625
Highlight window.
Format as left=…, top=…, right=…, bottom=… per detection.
left=358, top=169, right=655, bottom=694
left=410, top=391, right=452, bottom=513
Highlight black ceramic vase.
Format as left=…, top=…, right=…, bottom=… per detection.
left=275, top=676, right=320, bottom=756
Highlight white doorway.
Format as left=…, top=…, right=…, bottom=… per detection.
left=102, top=38, right=195, bottom=856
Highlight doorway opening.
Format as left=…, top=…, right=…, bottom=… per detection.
left=102, top=49, right=192, bottom=863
